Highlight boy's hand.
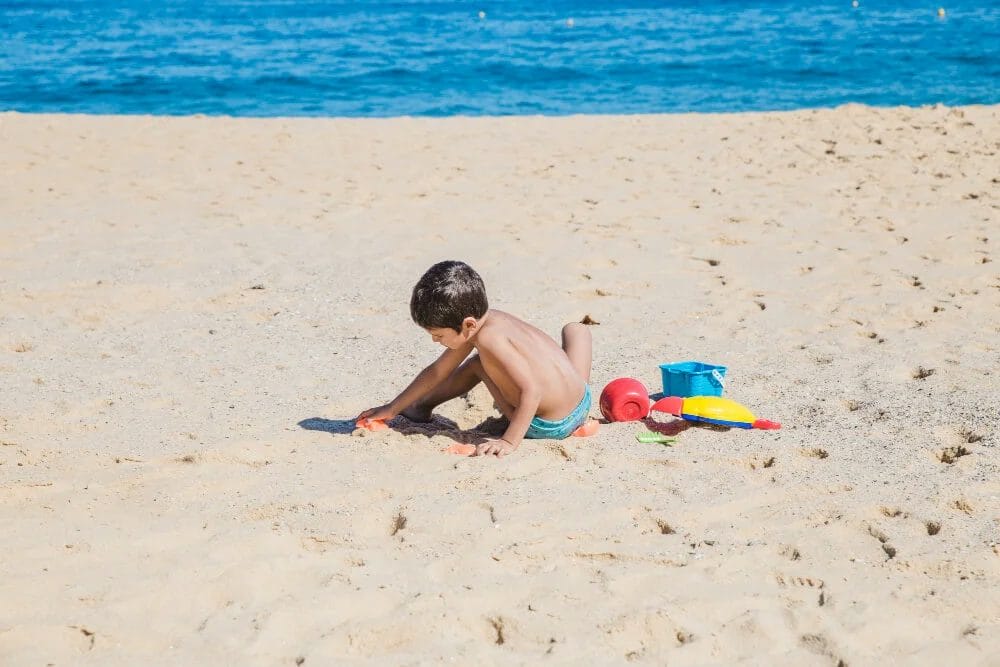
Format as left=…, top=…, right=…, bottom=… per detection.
left=356, top=404, right=396, bottom=424
left=474, top=438, right=518, bottom=458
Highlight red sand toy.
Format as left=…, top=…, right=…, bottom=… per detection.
left=599, top=378, right=651, bottom=421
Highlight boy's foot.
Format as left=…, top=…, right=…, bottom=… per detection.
left=401, top=403, right=434, bottom=423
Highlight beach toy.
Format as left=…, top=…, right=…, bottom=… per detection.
left=635, top=431, right=675, bottom=445
left=659, top=361, right=727, bottom=398
left=599, top=378, right=651, bottom=422
left=356, top=417, right=389, bottom=431
left=572, top=418, right=600, bottom=437
left=650, top=396, right=780, bottom=430
left=445, top=442, right=477, bottom=456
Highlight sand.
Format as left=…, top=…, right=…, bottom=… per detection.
left=1, top=105, right=998, bottom=665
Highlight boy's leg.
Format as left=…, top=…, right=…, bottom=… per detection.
left=402, top=354, right=503, bottom=421
left=480, top=373, right=515, bottom=420
left=561, top=322, right=592, bottom=383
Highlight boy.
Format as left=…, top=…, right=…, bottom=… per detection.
left=357, top=260, right=593, bottom=458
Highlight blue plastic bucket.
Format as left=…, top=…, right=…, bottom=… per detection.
left=659, top=361, right=727, bottom=397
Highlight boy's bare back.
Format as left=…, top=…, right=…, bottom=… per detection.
left=474, top=309, right=586, bottom=421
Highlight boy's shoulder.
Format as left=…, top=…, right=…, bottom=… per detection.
left=476, top=310, right=527, bottom=347
left=485, top=309, right=530, bottom=328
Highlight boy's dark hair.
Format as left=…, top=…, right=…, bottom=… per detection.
left=410, top=261, right=489, bottom=332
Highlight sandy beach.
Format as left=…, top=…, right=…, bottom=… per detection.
left=1, top=105, right=998, bottom=664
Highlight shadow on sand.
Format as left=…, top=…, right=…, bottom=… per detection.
left=297, top=414, right=509, bottom=446
left=297, top=418, right=357, bottom=435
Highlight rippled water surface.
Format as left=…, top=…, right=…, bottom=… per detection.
left=2, top=1, right=998, bottom=116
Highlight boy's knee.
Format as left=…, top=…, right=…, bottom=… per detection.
left=563, top=322, right=590, bottom=339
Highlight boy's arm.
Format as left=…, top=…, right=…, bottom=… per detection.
left=477, top=332, right=540, bottom=450
left=382, top=340, right=473, bottom=416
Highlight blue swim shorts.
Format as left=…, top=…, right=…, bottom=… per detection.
left=525, top=385, right=592, bottom=440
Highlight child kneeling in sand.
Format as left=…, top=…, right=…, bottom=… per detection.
left=357, top=260, right=593, bottom=458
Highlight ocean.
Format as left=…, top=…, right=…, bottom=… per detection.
left=2, top=0, right=998, bottom=117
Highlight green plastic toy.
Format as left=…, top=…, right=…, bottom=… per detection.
left=636, top=431, right=675, bottom=445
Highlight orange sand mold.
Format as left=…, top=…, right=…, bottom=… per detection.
left=355, top=417, right=389, bottom=431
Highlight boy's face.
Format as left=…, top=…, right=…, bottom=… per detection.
left=425, top=326, right=465, bottom=349
left=425, top=317, right=478, bottom=349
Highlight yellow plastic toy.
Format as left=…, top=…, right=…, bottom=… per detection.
left=650, top=396, right=780, bottom=430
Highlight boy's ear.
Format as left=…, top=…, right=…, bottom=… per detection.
left=461, top=316, right=478, bottom=334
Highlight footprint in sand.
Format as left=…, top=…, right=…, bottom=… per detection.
left=775, top=574, right=829, bottom=609
left=390, top=508, right=407, bottom=537
left=801, top=447, right=829, bottom=460
left=487, top=617, right=506, bottom=645
left=480, top=503, right=498, bottom=525
left=959, top=427, right=983, bottom=444
left=632, top=506, right=677, bottom=535
left=779, top=545, right=802, bottom=561
left=879, top=506, right=907, bottom=519
left=775, top=573, right=824, bottom=589
left=951, top=499, right=973, bottom=514
left=800, top=633, right=847, bottom=666
left=747, top=454, right=776, bottom=470
left=862, top=331, right=886, bottom=343
left=543, top=441, right=574, bottom=461
left=937, top=446, right=971, bottom=464
left=866, top=523, right=897, bottom=559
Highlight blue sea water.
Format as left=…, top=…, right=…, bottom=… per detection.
left=1, top=1, right=998, bottom=117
